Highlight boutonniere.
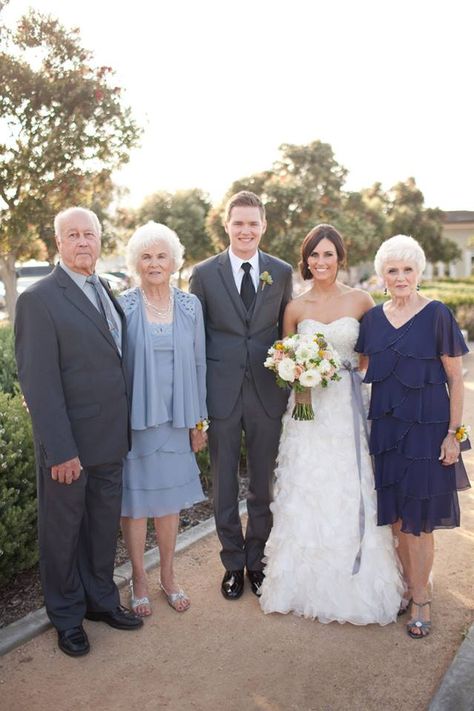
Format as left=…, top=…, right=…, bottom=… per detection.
left=259, top=271, right=273, bottom=290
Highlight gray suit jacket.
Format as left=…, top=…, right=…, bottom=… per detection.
left=15, top=265, right=130, bottom=468
left=190, top=249, right=293, bottom=419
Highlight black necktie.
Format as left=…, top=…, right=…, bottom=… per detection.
left=240, top=262, right=255, bottom=311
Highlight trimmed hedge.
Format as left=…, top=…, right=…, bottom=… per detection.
left=0, top=391, right=38, bottom=585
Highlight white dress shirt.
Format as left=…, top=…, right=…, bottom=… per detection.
left=228, top=248, right=260, bottom=293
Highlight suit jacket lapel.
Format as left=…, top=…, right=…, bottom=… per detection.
left=54, top=266, right=118, bottom=351
left=217, top=250, right=248, bottom=322
left=251, top=251, right=270, bottom=318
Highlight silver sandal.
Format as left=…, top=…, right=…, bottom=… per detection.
left=130, top=580, right=152, bottom=617
left=159, top=581, right=190, bottom=612
left=407, top=600, right=432, bottom=639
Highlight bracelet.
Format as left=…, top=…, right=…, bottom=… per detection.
left=448, top=425, right=471, bottom=442
left=195, top=418, right=210, bottom=432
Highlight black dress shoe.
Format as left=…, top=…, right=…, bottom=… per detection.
left=246, top=569, right=265, bottom=596
left=221, top=570, right=244, bottom=600
left=85, top=605, right=143, bottom=630
left=57, top=625, right=90, bottom=657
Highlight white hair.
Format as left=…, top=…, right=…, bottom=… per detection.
left=126, top=221, right=185, bottom=275
left=54, top=207, right=102, bottom=239
left=374, top=234, right=426, bottom=278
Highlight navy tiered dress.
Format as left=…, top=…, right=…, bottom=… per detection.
left=355, top=300, right=471, bottom=535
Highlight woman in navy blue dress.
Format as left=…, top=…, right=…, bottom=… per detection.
left=356, top=235, right=470, bottom=639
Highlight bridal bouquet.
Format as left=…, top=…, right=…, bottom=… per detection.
left=264, top=333, right=342, bottom=420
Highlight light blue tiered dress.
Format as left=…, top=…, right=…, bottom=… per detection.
left=119, top=288, right=207, bottom=518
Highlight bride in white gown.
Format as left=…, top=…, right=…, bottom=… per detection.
left=259, top=225, right=403, bottom=625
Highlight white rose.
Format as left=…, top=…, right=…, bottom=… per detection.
left=299, top=368, right=322, bottom=387
left=295, top=344, right=316, bottom=364
left=277, top=357, right=297, bottom=382
left=264, top=356, right=275, bottom=369
left=318, top=358, right=332, bottom=374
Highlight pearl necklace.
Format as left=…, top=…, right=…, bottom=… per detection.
left=141, top=289, right=173, bottom=318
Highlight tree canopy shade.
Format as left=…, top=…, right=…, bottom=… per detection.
left=0, top=8, right=141, bottom=320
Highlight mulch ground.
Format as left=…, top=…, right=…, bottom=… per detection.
left=0, top=478, right=248, bottom=629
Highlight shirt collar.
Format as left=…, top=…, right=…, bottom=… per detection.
left=59, top=262, right=92, bottom=289
left=228, top=248, right=260, bottom=277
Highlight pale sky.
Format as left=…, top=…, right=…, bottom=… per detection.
left=3, top=0, right=474, bottom=210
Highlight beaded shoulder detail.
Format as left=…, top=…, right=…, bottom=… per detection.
left=174, top=288, right=196, bottom=317
left=118, top=287, right=140, bottom=316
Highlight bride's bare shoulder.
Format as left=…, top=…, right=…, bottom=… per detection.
left=342, top=286, right=375, bottom=315
left=285, top=297, right=305, bottom=317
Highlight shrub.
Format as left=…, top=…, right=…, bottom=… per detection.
left=0, top=391, right=38, bottom=586
left=454, top=305, right=474, bottom=341
left=0, top=324, right=18, bottom=395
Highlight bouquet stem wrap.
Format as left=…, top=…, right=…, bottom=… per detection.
left=292, top=387, right=314, bottom=420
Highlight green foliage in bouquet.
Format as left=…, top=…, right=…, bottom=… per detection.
left=0, top=392, right=38, bottom=586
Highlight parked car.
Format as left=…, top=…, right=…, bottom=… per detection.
left=16, top=263, right=54, bottom=293
left=99, top=272, right=130, bottom=293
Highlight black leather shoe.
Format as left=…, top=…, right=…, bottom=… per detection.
left=57, top=625, right=90, bottom=657
left=221, top=570, right=244, bottom=600
left=247, top=569, right=265, bottom=596
left=85, top=605, right=143, bottom=630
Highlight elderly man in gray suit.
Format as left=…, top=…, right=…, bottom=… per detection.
left=15, top=207, right=143, bottom=657
left=190, top=191, right=293, bottom=599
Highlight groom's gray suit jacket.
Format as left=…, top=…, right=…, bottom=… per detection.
left=190, top=249, right=293, bottom=419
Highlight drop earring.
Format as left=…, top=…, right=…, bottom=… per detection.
left=383, top=287, right=387, bottom=296
left=416, top=283, right=420, bottom=291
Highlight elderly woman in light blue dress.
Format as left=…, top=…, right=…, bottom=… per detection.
left=120, top=222, right=208, bottom=616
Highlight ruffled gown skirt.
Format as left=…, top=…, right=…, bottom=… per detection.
left=259, top=318, right=403, bottom=625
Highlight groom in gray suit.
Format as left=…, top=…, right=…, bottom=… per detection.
left=15, top=207, right=142, bottom=657
left=190, top=191, right=292, bottom=599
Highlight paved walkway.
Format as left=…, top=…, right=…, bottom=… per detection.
left=1, top=356, right=473, bottom=711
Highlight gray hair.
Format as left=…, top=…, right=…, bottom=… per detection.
left=126, top=221, right=185, bottom=275
left=374, top=234, right=426, bottom=278
left=54, top=207, right=102, bottom=239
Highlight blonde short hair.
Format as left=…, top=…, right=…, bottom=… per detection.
left=126, top=221, right=185, bottom=275
left=374, top=234, right=426, bottom=278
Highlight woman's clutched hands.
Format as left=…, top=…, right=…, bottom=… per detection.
left=439, top=433, right=461, bottom=466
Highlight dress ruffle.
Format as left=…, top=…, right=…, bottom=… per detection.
left=259, top=317, right=403, bottom=624
left=356, top=301, right=470, bottom=535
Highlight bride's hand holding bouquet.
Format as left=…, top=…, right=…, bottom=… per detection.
left=264, top=333, right=342, bottom=420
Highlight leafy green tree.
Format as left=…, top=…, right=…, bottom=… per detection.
left=122, top=189, right=215, bottom=285
left=385, top=178, right=459, bottom=263
left=206, top=140, right=380, bottom=267
left=208, top=145, right=457, bottom=273
left=0, top=9, right=141, bottom=320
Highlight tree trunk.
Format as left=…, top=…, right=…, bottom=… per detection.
left=0, top=254, right=18, bottom=325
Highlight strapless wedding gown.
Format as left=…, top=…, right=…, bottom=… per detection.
left=259, top=318, right=403, bottom=625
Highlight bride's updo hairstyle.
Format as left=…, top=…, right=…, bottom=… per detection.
left=299, top=224, right=346, bottom=280
left=374, top=234, right=426, bottom=278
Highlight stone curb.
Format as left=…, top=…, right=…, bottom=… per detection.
left=428, top=622, right=474, bottom=711
left=0, top=500, right=247, bottom=657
